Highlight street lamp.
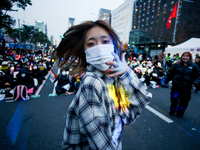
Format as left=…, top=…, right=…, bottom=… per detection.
left=90, top=13, right=98, bottom=16
left=172, top=0, right=194, bottom=43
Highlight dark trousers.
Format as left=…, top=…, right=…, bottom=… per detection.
left=56, top=86, right=66, bottom=95
left=145, top=75, right=151, bottom=86
left=170, top=86, right=191, bottom=112
left=152, top=76, right=161, bottom=85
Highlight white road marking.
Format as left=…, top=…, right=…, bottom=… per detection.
left=52, top=68, right=60, bottom=95
left=145, top=105, right=174, bottom=123
left=34, top=70, right=51, bottom=96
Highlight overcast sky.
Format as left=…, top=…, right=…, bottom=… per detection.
left=8, top=0, right=125, bottom=45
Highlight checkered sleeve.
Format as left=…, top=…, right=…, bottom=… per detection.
left=78, top=75, right=119, bottom=150
left=119, top=68, right=152, bottom=125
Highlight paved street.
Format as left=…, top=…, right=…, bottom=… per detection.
left=0, top=66, right=200, bottom=150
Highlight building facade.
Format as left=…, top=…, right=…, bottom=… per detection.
left=99, top=8, right=111, bottom=26
left=68, top=18, right=75, bottom=29
left=130, top=0, right=199, bottom=45
left=50, top=35, right=56, bottom=46
left=111, top=0, right=135, bottom=44
left=35, top=21, right=46, bottom=35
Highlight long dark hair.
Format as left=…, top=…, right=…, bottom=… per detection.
left=53, top=20, right=122, bottom=75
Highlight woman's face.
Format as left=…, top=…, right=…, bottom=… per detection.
left=84, top=26, right=113, bottom=50
left=182, top=54, right=190, bottom=63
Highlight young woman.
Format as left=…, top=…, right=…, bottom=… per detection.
left=165, top=52, right=200, bottom=117
left=54, top=20, right=152, bottom=150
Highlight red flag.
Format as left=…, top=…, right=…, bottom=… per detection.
left=167, top=2, right=177, bottom=29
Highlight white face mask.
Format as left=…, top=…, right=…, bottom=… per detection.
left=85, top=44, right=114, bottom=71
left=21, top=73, right=26, bottom=77
left=33, top=66, right=37, bottom=69
left=62, top=71, right=69, bottom=76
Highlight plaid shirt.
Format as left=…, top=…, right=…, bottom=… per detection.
left=62, top=65, right=152, bottom=150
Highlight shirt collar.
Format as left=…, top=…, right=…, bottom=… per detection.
left=86, top=65, right=114, bottom=82
left=86, top=65, right=105, bottom=78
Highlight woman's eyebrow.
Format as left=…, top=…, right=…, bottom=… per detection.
left=87, top=35, right=109, bottom=41
left=87, top=37, right=95, bottom=41
left=100, top=35, right=109, bottom=38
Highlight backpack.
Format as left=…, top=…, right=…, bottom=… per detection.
left=13, top=85, right=29, bottom=101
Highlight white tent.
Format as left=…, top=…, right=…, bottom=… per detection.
left=165, top=37, right=200, bottom=59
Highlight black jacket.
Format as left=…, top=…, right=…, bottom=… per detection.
left=0, top=74, right=14, bottom=88
left=165, top=61, right=200, bottom=88
left=195, top=61, right=200, bottom=67
left=54, top=74, right=70, bottom=87
left=31, top=68, right=45, bottom=79
left=16, top=69, right=34, bottom=89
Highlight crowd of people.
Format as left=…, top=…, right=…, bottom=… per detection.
left=0, top=47, right=86, bottom=100
left=123, top=51, right=200, bottom=90
left=1, top=47, right=199, bottom=101
left=0, top=48, right=54, bottom=101
left=50, top=49, right=200, bottom=98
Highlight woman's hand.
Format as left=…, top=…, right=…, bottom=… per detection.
left=106, top=52, right=128, bottom=77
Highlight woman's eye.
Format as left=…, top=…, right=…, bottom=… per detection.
left=88, top=43, right=95, bottom=46
left=102, top=40, right=109, bottom=44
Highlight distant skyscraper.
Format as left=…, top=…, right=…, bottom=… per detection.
left=35, top=21, right=46, bottom=35
left=50, top=35, right=56, bottom=46
left=68, top=18, right=75, bottom=29
left=99, top=8, right=111, bottom=26
left=45, top=23, right=47, bottom=36
left=111, top=0, right=135, bottom=44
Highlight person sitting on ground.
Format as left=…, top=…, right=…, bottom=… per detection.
left=135, top=68, right=143, bottom=79
left=54, top=69, right=70, bottom=95
left=14, top=63, right=22, bottom=71
left=0, top=70, right=14, bottom=97
left=28, top=56, right=35, bottom=64
left=0, top=70, right=14, bottom=89
left=150, top=62, right=164, bottom=86
left=16, top=68, right=35, bottom=94
left=31, top=64, right=46, bottom=86
left=6, top=65, right=15, bottom=80
left=38, top=61, right=48, bottom=76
